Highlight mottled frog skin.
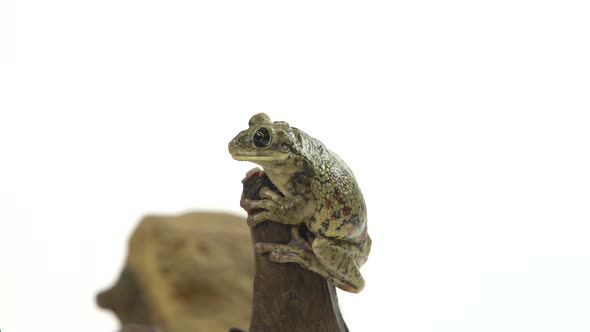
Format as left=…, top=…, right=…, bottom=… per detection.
left=228, top=113, right=371, bottom=293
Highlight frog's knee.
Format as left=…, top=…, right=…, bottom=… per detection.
left=310, top=236, right=335, bottom=253
left=311, top=237, right=354, bottom=268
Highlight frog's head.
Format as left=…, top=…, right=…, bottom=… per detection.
left=228, top=113, right=297, bottom=165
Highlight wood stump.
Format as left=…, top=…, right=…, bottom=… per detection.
left=239, top=172, right=349, bottom=332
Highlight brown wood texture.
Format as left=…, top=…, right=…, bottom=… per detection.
left=239, top=172, right=349, bottom=332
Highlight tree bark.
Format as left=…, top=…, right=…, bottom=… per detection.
left=235, top=172, right=349, bottom=332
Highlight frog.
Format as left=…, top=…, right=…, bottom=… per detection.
left=228, top=113, right=371, bottom=293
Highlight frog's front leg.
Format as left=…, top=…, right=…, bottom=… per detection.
left=255, top=240, right=364, bottom=293
left=242, top=186, right=316, bottom=227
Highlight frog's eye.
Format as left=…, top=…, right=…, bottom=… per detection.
left=253, top=127, right=271, bottom=148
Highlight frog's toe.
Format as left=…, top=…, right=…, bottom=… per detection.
left=269, top=251, right=293, bottom=263
left=255, top=242, right=290, bottom=254
left=240, top=197, right=254, bottom=212
left=256, top=242, right=312, bottom=266
left=240, top=197, right=264, bottom=213
left=246, top=211, right=274, bottom=227
left=242, top=198, right=279, bottom=212
left=259, top=186, right=284, bottom=203
left=268, top=249, right=314, bottom=268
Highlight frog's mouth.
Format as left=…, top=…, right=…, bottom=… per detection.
left=231, top=154, right=289, bottom=162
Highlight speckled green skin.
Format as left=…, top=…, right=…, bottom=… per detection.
left=229, top=113, right=371, bottom=293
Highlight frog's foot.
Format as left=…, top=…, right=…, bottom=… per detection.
left=240, top=197, right=282, bottom=227
left=255, top=241, right=362, bottom=293
left=240, top=186, right=283, bottom=216
left=258, top=186, right=284, bottom=203
left=255, top=242, right=318, bottom=268
left=261, top=187, right=317, bottom=220
left=242, top=189, right=314, bottom=228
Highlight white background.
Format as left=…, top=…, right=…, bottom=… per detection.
left=1, top=1, right=589, bottom=331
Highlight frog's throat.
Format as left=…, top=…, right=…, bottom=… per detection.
left=232, top=155, right=289, bottom=162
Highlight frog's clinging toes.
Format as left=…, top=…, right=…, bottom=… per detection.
left=228, top=113, right=371, bottom=293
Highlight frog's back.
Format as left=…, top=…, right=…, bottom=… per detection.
left=293, top=129, right=367, bottom=241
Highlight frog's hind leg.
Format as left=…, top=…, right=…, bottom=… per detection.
left=255, top=241, right=360, bottom=292
left=311, top=237, right=366, bottom=293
